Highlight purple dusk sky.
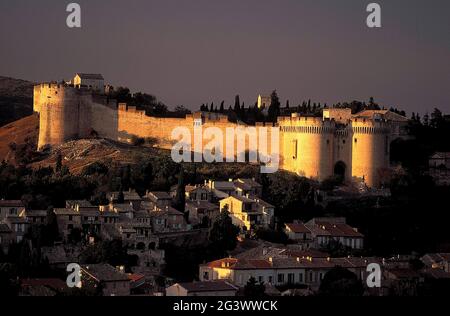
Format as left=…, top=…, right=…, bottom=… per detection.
left=0, top=0, right=449, bottom=115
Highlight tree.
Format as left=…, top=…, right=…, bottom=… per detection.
left=173, top=167, right=185, bottom=213
left=244, top=277, right=266, bottom=297
left=219, top=101, right=225, bottom=113
left=268, top=90, right=281, bottom=122
left=234, top=95, right=241, bottom=112
left=430, top=108, right=444, bottom=128
left=55, top=153, right=63, bottom=173
left=319, top=267, right=364, bottom=296
left=174, top=105, right=191, bottom=116
left=209, top=210, right=240, bottom=255
left=117, top=186, right=125, bottom=204
left=44, top=207, right=59, bottom=245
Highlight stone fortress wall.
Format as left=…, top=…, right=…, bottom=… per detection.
left=34, top=80, right=407, bottom=188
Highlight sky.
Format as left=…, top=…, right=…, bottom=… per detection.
left=0, top=0, right=449, bottom=115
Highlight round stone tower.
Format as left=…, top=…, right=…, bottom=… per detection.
left=279, top=115, right=335, bottom=181
left=351, top=118, right=390, bottom=187
left=36, top=83, right=83, bottom=150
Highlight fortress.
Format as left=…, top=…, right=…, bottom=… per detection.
left=34, top=74, right=408, bottom=187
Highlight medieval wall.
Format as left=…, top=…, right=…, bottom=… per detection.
left=116, top=104, right=276, bottom=162
left=35, top=85, right=394, bottom=187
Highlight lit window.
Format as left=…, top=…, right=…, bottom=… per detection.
left=292, top=140, right=298, bottom=159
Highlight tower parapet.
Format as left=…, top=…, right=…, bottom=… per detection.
left=279, top=114, right=338, bottom=181
left=351, top=118, right=391, bottom=187
left=36, top=83, right=102, bottom=150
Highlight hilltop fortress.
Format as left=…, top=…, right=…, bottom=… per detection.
left=34, top=74, right=408, bottom=187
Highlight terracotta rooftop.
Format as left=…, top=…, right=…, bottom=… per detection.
left=285, top=222, right=311, bottom=234
left=176, top=281, right=238, bottom=293
left=307, top=221, right=364, bottom=238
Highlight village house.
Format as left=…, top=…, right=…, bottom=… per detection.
left=184, top=185, right=214, bottom=202
left=150, top=206, right=187, bottom=233
left=72, top=73, right=105, bottom=92
left=284, top=222, right=313, bottom=246
left=0, top=223, right=13, bottom=252
left=0, top=200, right=25, bottom=220
left=429, top=152, right=450, bottom=169
left=185, top=200, right=219, bottom=227
left=81, top=264, right=131, bottom=296
left=166, top=281, right=238, bottom=297
left=21, top=210, right=47, bottom=225
left=428, top=152, right=450, bottom=185
left=305, top=217, right=364, bottom=250
left=199, top=256, right=371, bottom=291
left=206, top=178, right=263, bottom=198
left=107, top=190, right=142, bottom=211
left=421, top=253, right=450, bottom=273
left=144, top=191, right=173, bottom=210
left=54, top=208, right=82, bottom=241
left=110, top=203, right=135, bottom=220
left=233, top=178, right=263, bottom=197
left=207, top=180, right=236, bottom=196
left=4, top=216, right=30, bottom=243
left=219, top=195, right=274, bottom=231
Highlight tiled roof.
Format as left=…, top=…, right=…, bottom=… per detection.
left=147, top=192, right=172, bottom=200
left=66, top=200, right=93, bottom=208
left=81, top=264, right=129, bottom=282
left=128, top=273, right=145, bottom=282
left=285, top=222, right=311, bottom=234
left=225, top=195, right=254, bottom=203
left=176, top=281, right=238, bottom=293
left=212, top=181, right=236, bottom=190
left=205, top=256, right=374, bottom=271
left=421, top=268, right=450, bottom=279
left=76, top=73, right=104, bottom=80
left=283, top=249, right=329, bottom=259
left=24, top=210, right=47, bottom=217
left=21, top=278, right=66, bottom=290
left=353, top=110, right=409, bottom=122
left=0, top=200, right=24, bottom=207
left=422, top=253, right=450, bottom=265
left=307, top=221, right=364, bottom=238
left=186, top=200, right=218, bottom=210
left=54, top=208, right=80, bottom=216
left=236, top=178, right=262, bottom=188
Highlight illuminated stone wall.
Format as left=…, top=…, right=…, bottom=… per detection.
left=35, top=84, right=394, bottom=187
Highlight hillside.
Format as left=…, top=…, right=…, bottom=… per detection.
left=0, top=76, right=35, bottom=126
left=30, top=138, right=167, bottom=174
left=0, top=114, right=39, bottom=163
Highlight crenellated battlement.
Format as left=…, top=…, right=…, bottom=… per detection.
left=34, top=75, right=407, bottom=188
